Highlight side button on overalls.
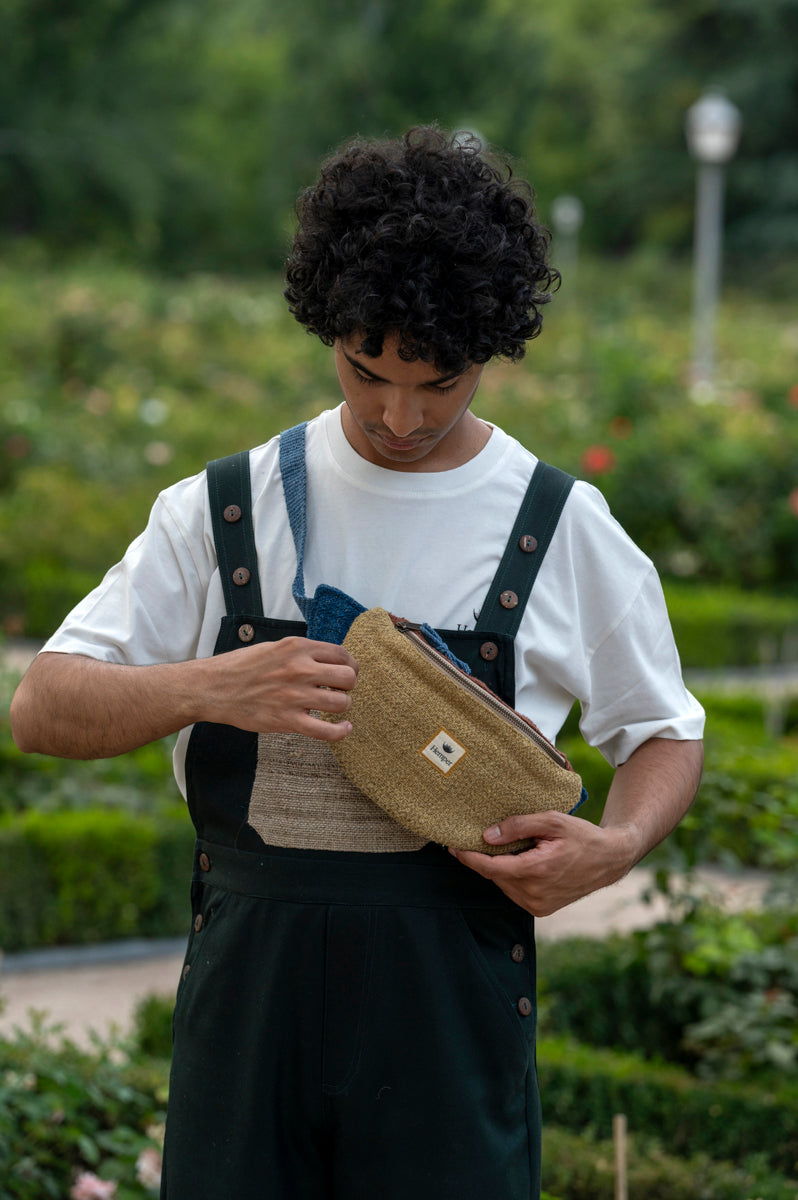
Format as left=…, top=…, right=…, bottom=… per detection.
left=160, top=444, right=574, bottom=1200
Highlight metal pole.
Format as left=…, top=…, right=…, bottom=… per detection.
left=691, top=160, right=726, bottom=390
left=613, top=1113, right=628, bottom=1200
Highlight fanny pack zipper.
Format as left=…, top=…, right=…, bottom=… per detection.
left=393, top=621, right=570, bottom=769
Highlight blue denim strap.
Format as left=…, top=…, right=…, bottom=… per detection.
left=278, top=421, right=313, bottom=621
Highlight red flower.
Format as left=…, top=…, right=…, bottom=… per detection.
left=581, top=444, right=616, bottom=475
left=788, top=384, right=798, bottom=409
left=789, top=488, right=798, bottom=517
left=608, top=416, right=634, bottom=439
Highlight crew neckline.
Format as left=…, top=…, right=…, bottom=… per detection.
left=321, top=404, right=514, bottom=497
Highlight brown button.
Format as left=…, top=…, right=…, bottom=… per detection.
left=511, top=943, right=526, bottom=963
left=182, top=963, right=191, bottom=981
left=199, top=852, right=211, bottom=872
left=519, top=534, right=538, bottom=553
left=193, top=914, right=204, bottom=932
left=480, top=641, right=499, bottom=662
left=238, top=623, right=255, bottom=643
left=233, top=566, right=251, bottom=586
left=499, top=590, right=519, bottom=609
left=517, top=996, right=533, bottom=1017
left=223, top=504, right=242, bottom=523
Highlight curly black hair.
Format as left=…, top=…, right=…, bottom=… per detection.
left=284, top=126, right=559, bottom=376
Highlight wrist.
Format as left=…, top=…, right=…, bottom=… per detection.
left=599, top=821, right=645, bottom=883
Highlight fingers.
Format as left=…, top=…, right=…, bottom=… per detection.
left=481, top=810, right=571, bottom=846
left=296, top=711, right=353, bottom=743
left=204, top=635, right=360, bottom=735
left=304, top=639, right=359, bottom=684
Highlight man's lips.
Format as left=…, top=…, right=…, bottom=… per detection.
left=373, top=431, right=430, bottom=450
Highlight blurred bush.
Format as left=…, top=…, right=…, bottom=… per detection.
left=541, top=1124, right=797, bottom=1200
left=538, top=1045, right=798, bottom=1195
left=559, top=689, right=798, bottom=872
left=664, top=582, right=798, bottom=669
left=1, top=0, right=796, bottom=270
left=0, top=806, right=193, bottom=951
left=0, top=1016, right=166, bottom=1199
left=538, top=901, right=798, bottom=1079
left=1, top=259, right=797, bottom=639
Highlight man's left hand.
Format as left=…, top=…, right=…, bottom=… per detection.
left=448, top=737, right=704, bottom=917
left=448, top=812, right=637, bottom=917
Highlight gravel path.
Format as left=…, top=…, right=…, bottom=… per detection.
left=0, top=866, right=769, bottom=1049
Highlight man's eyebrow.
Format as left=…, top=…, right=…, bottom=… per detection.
left=343, top=350, right=463, bottom=386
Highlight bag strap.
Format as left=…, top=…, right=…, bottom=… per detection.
left=474, top=460, right=575, bottom=637
left=278, top=421, right=313, bottom=620
left=206, top=449, right=264, bottom=618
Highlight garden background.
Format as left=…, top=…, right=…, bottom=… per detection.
left=1, top=1, right=798, bottom=1197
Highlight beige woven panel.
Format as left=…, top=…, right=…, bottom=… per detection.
left=247, top=728, right=427, bottom=852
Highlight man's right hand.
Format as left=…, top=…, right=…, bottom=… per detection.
left=202, top=636, right=358, bottom=741
left=10, top=638, right=359, bottom=761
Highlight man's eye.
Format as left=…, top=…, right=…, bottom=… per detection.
left=355, top=371, right=380, bottom=386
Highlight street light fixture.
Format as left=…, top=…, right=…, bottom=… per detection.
left=551, top=194, right=585, bottom=279
left=685, top=90, right=742, bottom=392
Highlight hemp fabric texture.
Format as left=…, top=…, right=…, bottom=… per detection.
left=322, top=607, right=583, bottom=854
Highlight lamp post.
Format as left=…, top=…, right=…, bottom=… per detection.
left=685, top=90, right=742, bottom=392
left=551, top=194, right=584, bottom=279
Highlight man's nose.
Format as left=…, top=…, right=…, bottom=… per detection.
left=382, top=390, right=424, bottom=438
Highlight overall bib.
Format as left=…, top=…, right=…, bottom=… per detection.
left=160, top=441, right=574, bottom=1200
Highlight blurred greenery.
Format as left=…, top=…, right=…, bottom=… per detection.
left=0, top=0, right=796, bottom=271
left=0, top=254, right=796, bottom=639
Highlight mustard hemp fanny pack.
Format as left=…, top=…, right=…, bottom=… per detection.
left=276, top=421, right=586, bottom=855
left=321, top=606, right=584, bottom=854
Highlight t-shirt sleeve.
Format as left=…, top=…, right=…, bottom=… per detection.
left=577, top=564, right=705, bottom=767
left=41, top=473, right=215, bottom=667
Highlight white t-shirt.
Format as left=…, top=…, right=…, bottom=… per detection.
left=43, top=406, right=704, bottom=795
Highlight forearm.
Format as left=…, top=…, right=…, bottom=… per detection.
left=599, top=735, right=704, bottom=875
left=450, top=735, right=704, bottom=917
left=10, top=652, right=217, bottom=759
left=11, top=638, right=359, bottom=761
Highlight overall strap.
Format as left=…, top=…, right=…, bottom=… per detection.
left=476, top=460, right=575, bottom=637
left=206, top=450, right=264, bottom=618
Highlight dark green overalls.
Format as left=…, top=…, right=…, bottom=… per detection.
left=160, top=436, right=574, bottom=1200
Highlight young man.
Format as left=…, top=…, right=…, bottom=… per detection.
left=11, top=126, right=704, bottom=1199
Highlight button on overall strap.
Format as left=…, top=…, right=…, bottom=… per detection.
left=206, top=450, right=264, bottom=617
left=208, top=429, right=576, bottom=640
left=475, top=460, right=575, bottom=638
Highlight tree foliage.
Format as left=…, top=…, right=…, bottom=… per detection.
left=0, top=0, right=795, bottom=269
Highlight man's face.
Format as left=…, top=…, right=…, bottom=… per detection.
left=335, top=333, right=486, bottom=472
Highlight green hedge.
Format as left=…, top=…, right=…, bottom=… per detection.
left=663, top=582, right=798, bottom=670
left=0, top=806, right=194, bottom=951
left=559, top=689, right=798, bottom=871
left=542, top=1124, right=798, bottom=1200
left=537, top=1036, right=798, bottom=1178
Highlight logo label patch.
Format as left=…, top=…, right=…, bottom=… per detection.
left=420, top=729, right=468, bottom=775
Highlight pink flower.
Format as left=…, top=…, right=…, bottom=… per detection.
left=136, top=1146, right=163, bottom=1191
left=70, top=1173, right=118, bottom=1200
left=580, top=444, right=616, bottom=475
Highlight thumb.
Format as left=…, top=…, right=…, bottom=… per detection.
left=483, top=810, right=570, bottom=845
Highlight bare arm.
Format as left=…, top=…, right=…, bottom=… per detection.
left=449, top=736, right=704, bottom=917
left=10, top=640, right=358, bottom=760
